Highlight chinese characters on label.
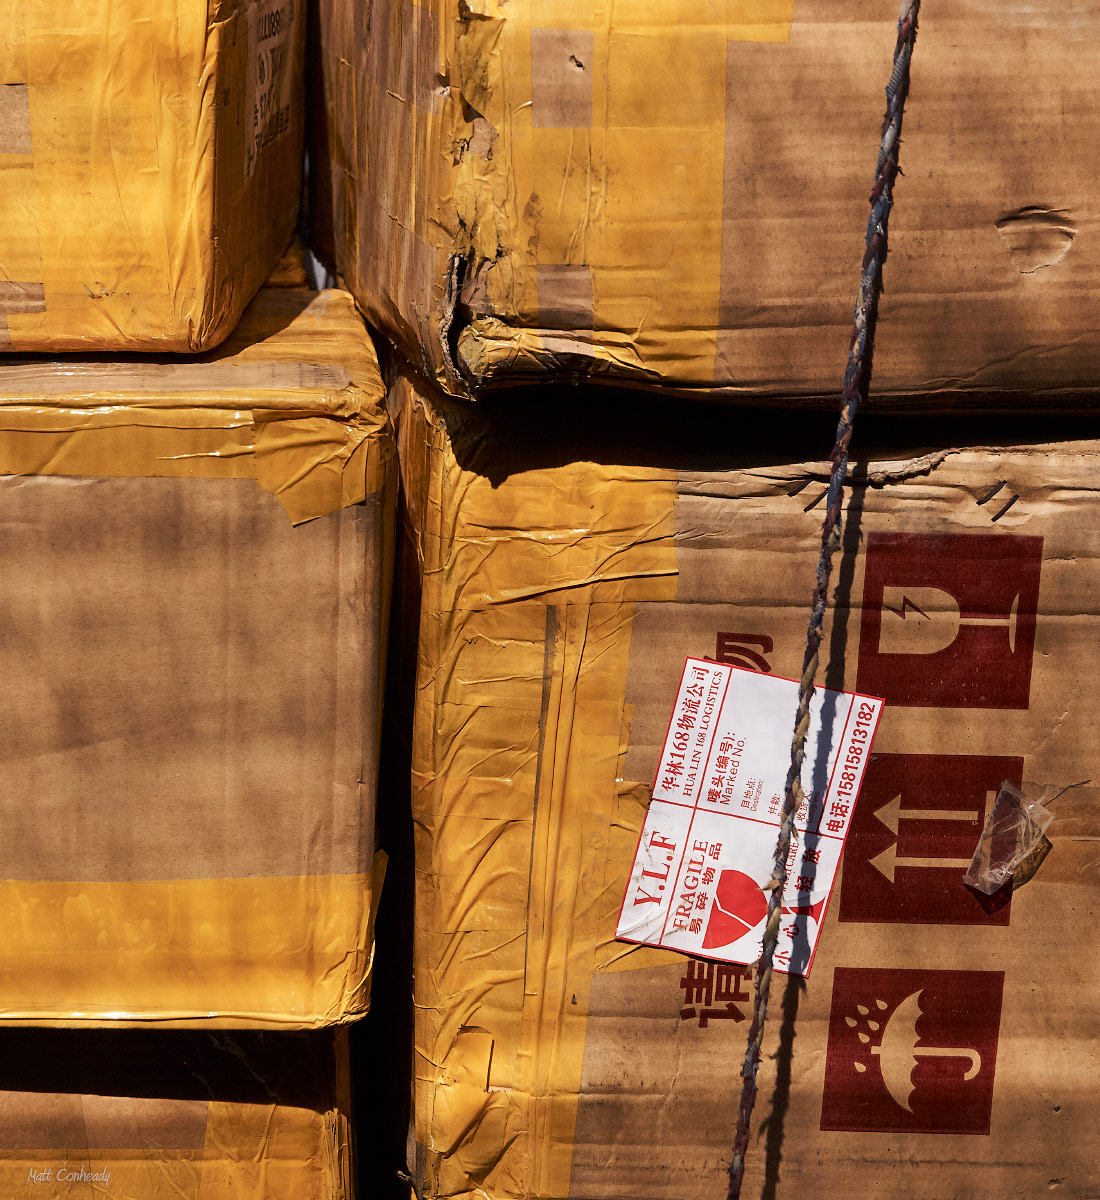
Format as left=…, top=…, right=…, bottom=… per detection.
left=617, top=658, right=883, bottom=976
left=664, top=530, right=1043, bottom=1152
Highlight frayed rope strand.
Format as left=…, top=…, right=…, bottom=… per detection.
left=725, top=4, right=921, bottom=1197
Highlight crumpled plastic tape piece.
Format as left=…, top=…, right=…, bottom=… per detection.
left=964, top=781, right=1055, bottom=895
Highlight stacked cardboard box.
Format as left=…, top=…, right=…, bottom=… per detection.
left=311, top=0, right=1100, bottom=405
left=0, top=5, right=396, bottom=1194
left=389, top=370, right=1099, bottom=1198
left=0, top=286, right=393, bottom=1029
left=304, top=0, right=1100, bottom=1191
left=0, top=0, right=306, bottom=352
left=0, top=52, right=392, bottom=1190
left=0, top=1028, right=352, bottom=1198
left=0, top=279, right=393, bottom=1190
left=6, top=0, right=1096, bottom=1195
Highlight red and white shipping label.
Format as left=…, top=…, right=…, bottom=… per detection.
left=616, top=658, right=884, bottom=977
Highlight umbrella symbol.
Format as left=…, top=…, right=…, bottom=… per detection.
left=702, top=870, right=827, bottom=950
left=868, top=989, right=982, bottom=1112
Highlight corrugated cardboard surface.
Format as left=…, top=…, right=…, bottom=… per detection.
left=0, top=1028, right=352, bottom=1198
left=0, top=0, right=304, bottom=352
left=314, top=0, right=1100, bottom=405
left=0, top=287, right=394, bottom=1027
left=395, top=370, right=1100, bottom=1197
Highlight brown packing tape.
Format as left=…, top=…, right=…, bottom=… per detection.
left=398, top=370, right=1100, bottom=1197
left=397, top=367, right=677, bottom=1197
left=0, top=0, right=305, bottom=352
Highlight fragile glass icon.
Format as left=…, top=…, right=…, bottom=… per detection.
left=878, top=586, right=1021, bottom=656
left=702, top=870, right=826, bottom=950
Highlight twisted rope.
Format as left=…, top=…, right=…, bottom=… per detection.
left=726, top=4, right=921, bottom=1196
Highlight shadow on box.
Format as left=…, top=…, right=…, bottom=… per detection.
left=439, top=382, right=1100, bottom=486
left=353, top=483, right=421, bottom=1200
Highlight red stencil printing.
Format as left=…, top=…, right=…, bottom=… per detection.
left=821, top=967, right=1003, bottom=1134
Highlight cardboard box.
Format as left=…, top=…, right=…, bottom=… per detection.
left=0, top=1028, right=353, bottom=1198
left=266, top=236, right=313, bottom=289
left=312, top=0, right=1100, bottom=405
left=394, top=368, right=1100, bottom=1197
left=0, top=286, right=393, bottom=1027
left=0, top=0, right=305, bottom=352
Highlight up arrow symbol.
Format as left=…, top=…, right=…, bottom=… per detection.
left=873, top=793, right=981, bottom=836
left=868, top=841, right=974, bottom=884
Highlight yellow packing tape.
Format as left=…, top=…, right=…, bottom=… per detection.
left=0, top=288, right=391, bottom=524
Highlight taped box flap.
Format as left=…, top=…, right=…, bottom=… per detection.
left=0, top=286, right=392, bottom=524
